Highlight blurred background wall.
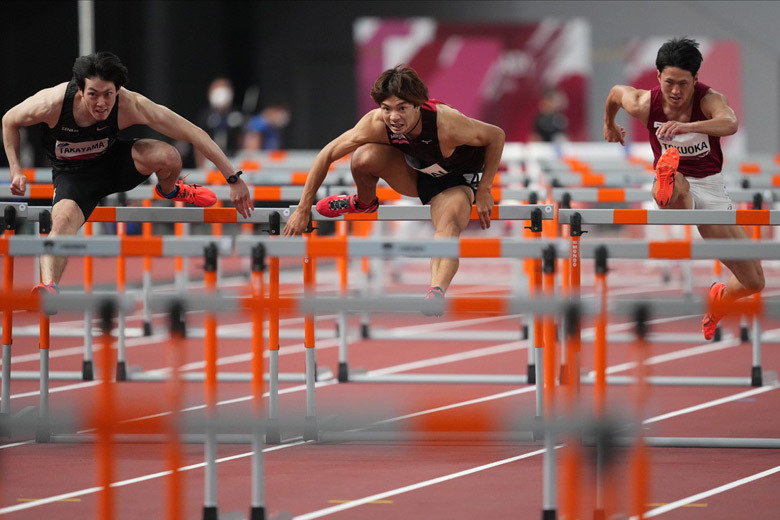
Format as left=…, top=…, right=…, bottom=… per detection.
left=2, top=0, right=779, bottom=161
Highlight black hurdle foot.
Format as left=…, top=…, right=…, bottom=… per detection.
left=82, top=360, right=94, bottom=380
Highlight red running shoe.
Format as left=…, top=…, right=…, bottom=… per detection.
left=32, top=281, right=60, bottom=315
left=156, top=178, right=217, bottom=207
left=315, top=194, right=378, bottom=218
left=654, top=147, right=679, bottom=207
left=702, top=282, right=726, bottom=341
left=422, top=286, right=445, bottom=317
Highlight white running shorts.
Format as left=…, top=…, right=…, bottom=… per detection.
left=686, top=173, right=733, bottom=210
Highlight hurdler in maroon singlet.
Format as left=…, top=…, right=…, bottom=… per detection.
left=646, top=82, right=723, bottom=179
left=384, top=99, right=485, bottom=177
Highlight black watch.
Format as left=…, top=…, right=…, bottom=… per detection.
left=226, top=170, right=243, bottom=184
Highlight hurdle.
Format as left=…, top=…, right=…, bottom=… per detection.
left=0, top=291, right=271, bottom=519
left=561, top=207, right=780, bottom=387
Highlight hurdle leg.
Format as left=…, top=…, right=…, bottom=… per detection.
left=336, top=221, right=350, bottom=382
left=751, top=312, right=763, bottom=386
left=1, top=223, right=15, bottom=419
left=36, top=315, right=51, bottom=443
left=203, top=243, right=219, bottom=519
left=96, top=301, right=117, bottom=520
left=115, top=222, right=128, bottom=381
left=249, top=244, right=266, bottom=520
left=83, top=222, right=95, bottom=380
left=541, top=245, right=558, bottom=520
left=1, top=344, right=10, bottom=418
left=250, top=249, right=267, bottom=519
left=303, top=255, right=318, bottom=441
left=593, top=247, right=609, bottom=519
left=265, top=257, right=281, bottom=445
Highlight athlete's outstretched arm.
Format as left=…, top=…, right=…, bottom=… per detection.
left=120, top=89, right=253, bottom=217
left=656, top=88, right=738, bottom=142
left=282, top=111, right=386, bottom=236
left=2, top=84, right=65, bottom=196
left=438, top=107, right=505, bottom=229
left=603, top=85, right=648, bottom=145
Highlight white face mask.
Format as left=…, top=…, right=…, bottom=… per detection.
left=209, top=86, right=233, bottom=110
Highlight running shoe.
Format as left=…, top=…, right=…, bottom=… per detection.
left=702, top=282, right=726, bottom=341
left=654, top=147, right=679, bottom=207
left=315, top=194, right=378, bottom=218
left=155, top=178, right=217, bottom=207
left=422, top=286, right=445, bottom=317
left=32, top=281, right=60, bottom=315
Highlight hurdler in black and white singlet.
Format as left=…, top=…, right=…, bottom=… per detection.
left=40, top=80, right=120, bottom=173
left=385, top=99, right=485, bottom=177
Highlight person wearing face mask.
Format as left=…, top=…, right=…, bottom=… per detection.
left=1, top=52, right=253, bottom=299
left=195, top=77, right=245, bottom=168
left=603, top=37, right=764, bottom=340
left=282, top=64, right=505, bottom=315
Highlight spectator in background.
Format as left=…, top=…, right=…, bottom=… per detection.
left=531, top=87, right=569, bottom=142
left=195, top=77, right=244, bottom=167
left=243, top=103, right=291, bottom=151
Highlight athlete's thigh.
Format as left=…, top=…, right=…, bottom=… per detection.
left=351, top=143, right=418, bottom=197
left=131, top=138, right=181, bottom=176
left=430, top=185, right=473, bottom=230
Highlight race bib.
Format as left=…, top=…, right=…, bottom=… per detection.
left=653, top=123, right=710, bottom=158
left=55, top=138, right=109, bottom=160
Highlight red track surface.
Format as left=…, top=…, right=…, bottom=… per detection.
left=2, top=253, right=780, bottom=519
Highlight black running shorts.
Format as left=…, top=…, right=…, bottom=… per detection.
left=416, top=171, right=481, bottom=205
left=52, top=138, right=149, bottom=220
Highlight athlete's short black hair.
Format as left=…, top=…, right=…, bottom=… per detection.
left=370, top=65, right=429, bottom=107
left=72, top=51, right=129, bottom=91
left=656, top=37, right=703, bottom=77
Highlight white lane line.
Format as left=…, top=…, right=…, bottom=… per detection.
left=366, top=341, right=527, bottom=376
left=0, top=440, right=307, bottom=515
left=292, top=448, right=549, bottom=520
left=639, top=465, right=780, bottom=518
left=643, top=383, right=779, bottom=425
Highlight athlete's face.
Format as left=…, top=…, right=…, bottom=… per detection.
left=657, top=67, right=696, bottom=109
left=80, top=77, right=118, bottom=121
left=380, top=96, right=420, bottom=135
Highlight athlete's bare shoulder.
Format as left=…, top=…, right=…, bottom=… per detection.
left=5, top=82, right=69, bottom=128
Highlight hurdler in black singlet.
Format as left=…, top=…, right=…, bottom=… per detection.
left=385, top=100, right=485, bottom=177
left=40, top=80, right=120, bottom=173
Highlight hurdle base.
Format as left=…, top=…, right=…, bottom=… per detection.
left=143, top=321, right=153, bottom=337
left=751, top=366, right=762, bottom=386
left=250, top=506, right=266, bottom=520
left=304, top=416, right=318, bottom=442
left=361, top=323, right=370, bottom=339
left=35, top=419, right=51, bottom=444
left=533, top=415, right=544, bottom=442
left=203, top=506, right=218, bottom=520
left=713, top=326, right=722, bottom=342
left=116, top=361, right=127, bottom=381
left=527, top=363, right=536, bottom=384
left=0, top=413, right=9, bottom=438
left=542, top=508, right=557, bottom=519
left=265, top=418, right=281, bottom=445
left=338, top=362, right=350, bottom=382
left=82, top=360, right=94, bottom=381
left=741, top=325, right=750, bottom=342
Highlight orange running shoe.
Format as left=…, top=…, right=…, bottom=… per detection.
left=702, top=282, right=726, bottom=341
left=421, top=286, right=445, bottom=317
left=315, top=194, right=379, bottom=218
left=156, top=178, right=217, bottom=207
left=654, top=147, right=680, bottom=207
left=32, top=281, right=60, bottom=316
